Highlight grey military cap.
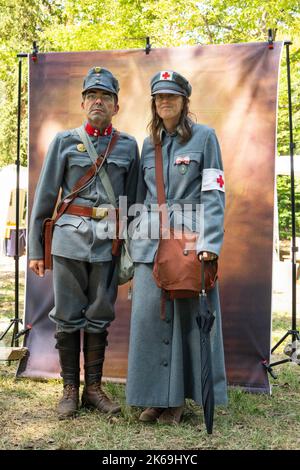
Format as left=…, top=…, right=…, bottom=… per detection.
left=82, top=67, right=120, bottom=96
left=150, top=70, right=192, bottom=97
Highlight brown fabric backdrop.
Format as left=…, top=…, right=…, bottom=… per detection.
left=18, top=42, right=283, bottom=392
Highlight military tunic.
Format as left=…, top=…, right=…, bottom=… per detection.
left=126, top=123, right=228, bottom=407
left=29, top=126, right=139, bottom=332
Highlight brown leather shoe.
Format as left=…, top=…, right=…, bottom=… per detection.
left=139, top=407, right=165, bottom=422
left=81, top=383, right=121, bottom=414
left=57, top=384, right=79, bottom=420
left=157, top=406, right=184, bottom=425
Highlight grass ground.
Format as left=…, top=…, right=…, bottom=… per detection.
left=0, top=362, right=299, bottom=450
left=0, top=258, right=300, bottom=450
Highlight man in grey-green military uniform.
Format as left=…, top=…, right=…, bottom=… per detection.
left=29, top=67, right=139, bottom=419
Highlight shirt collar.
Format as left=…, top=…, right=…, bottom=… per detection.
left=85, top=121, right=113, bottom=137
left=160, top=126, right=178, bottom=141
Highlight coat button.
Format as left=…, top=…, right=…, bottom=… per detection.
left=165, top=318, right=171, bottom=324
left=162, top=361, right=168, bottom=367
left=163, top=339, right=169, bottom=345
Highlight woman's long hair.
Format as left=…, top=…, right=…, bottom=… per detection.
left=147, top=96, right=194, bottom=144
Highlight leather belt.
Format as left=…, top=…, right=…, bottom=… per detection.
left=65, top=204, right=114, bottom=220
left=144, top=199, right=200, bottom=210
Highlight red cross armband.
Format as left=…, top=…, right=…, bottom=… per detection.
left=201, top=169, right=225, bottom=192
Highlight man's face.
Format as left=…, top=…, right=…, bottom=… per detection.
left=81, top=89, right=119, bottom=129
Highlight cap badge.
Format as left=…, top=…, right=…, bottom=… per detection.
left=94, top=66, right=101, bottom=74
left=77, top=143, right=86, bottom=152
left=160, top=71, right=173, bottom=81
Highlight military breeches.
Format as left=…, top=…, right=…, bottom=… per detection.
left=49, top=255, right=118, bottom=333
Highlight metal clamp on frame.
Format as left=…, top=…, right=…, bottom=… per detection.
left=145, top=36, right=151, bottom=55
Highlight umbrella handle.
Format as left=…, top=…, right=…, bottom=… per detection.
left=201, top=256, right=206, bottom=294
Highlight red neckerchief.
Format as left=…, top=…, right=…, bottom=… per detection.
left=85, top=122, right=113, bottom=137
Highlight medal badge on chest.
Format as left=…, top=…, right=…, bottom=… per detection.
left=175, top=156, right=190, bottom=175
left=179, top=164, right=187, bottom=175
left=77, top=143, right=86, bottom=152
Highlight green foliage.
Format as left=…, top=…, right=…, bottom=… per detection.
left=0, top=0, right=64, bottom=167
left=0, top=1, right=299, bottom=239
left=277, top=174, right=300, bottom=239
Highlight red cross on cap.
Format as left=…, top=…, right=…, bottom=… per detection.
left=216, top=175, right=224, bottom=188
left=160, top=71, right=173, bottom=80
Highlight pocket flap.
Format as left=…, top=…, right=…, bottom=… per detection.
left=107, top=155, right=130, bottom=169
left=142, top=156, right=155, bottom=169
left=173, top=152, right=202, bottom=164
left=69, top=155, right=92, bottom=168
left=55, top=214, right=83, bottom=228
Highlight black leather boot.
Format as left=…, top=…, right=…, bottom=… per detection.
left=81, top=331, right=121, bottom=414
left=55, top=331, right=80, bottom=419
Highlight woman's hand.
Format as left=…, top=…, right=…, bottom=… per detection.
left=198, top=251, right=218, bottom=261
left=29, top=259, right=45, bottom=277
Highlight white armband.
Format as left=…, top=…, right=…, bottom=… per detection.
left=201, top=168, right=225, bottom=192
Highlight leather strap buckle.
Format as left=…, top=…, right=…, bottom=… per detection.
left=92, top=207, right=109, bottom=219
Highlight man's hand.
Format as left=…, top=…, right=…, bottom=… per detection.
left=198, top=251, right=218, bottom=261
left=29, top=260, right=45, bottom=277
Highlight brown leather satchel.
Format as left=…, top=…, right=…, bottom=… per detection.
left=42, top=131, right=120, bottom=270
left=152, top=143, right=217, bottom=300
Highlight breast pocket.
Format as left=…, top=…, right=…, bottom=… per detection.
left=68, top=154, right=91, bottom=169
left=142, top=156, right=155, bottom=171
left=107, top=155, right=131, bottom=171
left=173, top=151, right=202, bottom=176
left=142, top=156, right=155, bottom=186
left=106, top=155, right=131, bottom=195
left=54, top=214, right=84, bottom=230
left=67, top=154, right=93, bottom=196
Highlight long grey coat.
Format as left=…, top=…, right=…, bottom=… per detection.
left=126, top=123, right=228, bottom=407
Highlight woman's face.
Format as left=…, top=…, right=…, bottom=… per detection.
left=154, top=93, right=184, bottom=123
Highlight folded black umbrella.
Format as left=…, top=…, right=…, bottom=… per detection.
left=196, top=258, right=216, bottom=434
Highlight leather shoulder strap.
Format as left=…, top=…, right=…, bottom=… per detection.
left=155, top=143, right=169, bottom=233
left=72, top=131, right=120, bottom=192
left=55, top=130, right=119, bottom=221
left=155, top=143, right=166, bottom=206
